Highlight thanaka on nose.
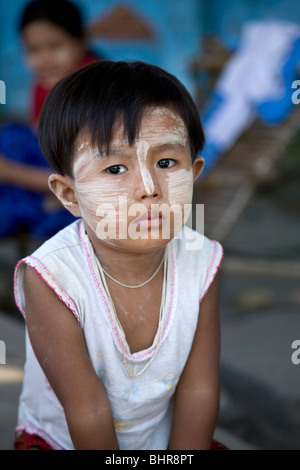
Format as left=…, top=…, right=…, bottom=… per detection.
left=136, top=140, right=155, bottom=196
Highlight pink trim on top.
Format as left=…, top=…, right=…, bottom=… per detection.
left=78, top=222, right=124, bottom=354
left=79, top=221, right=177, bottom=362
left=14, top=256, right=81, bottom=325
left=199, top=241, right=224, bottom=303
left=158, top=242, right=176, bottom=343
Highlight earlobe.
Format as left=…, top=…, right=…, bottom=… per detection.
left=193, top=156, right=205, bottom=182
left=48, top=174, right=81, bottom=217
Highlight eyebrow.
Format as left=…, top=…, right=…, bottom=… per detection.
left=105, top=147, right=132, bottom=157
left=106, top=141, right=187, bottom=158
left=151, top=142, right=187, bottom=152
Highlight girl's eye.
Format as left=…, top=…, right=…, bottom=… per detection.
left=105, top=164, right=127, bottom=175
left=157, top=159, right=176, bottom=169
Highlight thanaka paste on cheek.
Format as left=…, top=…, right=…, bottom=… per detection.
left=165, top=168, right=194, bottom=235
left=72, top=146, right=132, bottom=240
left=166, top=168, right=194, bottom=206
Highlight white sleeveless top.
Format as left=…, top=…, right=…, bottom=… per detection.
left=14, top=220, right=223, bottom=450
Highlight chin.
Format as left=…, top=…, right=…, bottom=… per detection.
left=96, top=234, right=173, bottom=255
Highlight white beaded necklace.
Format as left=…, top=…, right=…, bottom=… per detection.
left=94, top=247, right=170, bottom=377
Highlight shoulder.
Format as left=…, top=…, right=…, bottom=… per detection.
left=172, top=226, right=223, bottom=300
left=14, top=220, right=84, bottom=322
left=26, top=219, right=84, bottom=276
left=21, top=219, right=83, bottom=269
left=173, top=226, right=223, bottom=269
left=37, top=219, right=82, bottom=253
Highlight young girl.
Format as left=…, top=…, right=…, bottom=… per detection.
left=20, top=0, right=100, bottom=127
left=0, top=0, right=99, bottom=237
left=14, top=61, right=224, bottom=450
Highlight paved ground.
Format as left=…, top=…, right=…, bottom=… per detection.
left=0, top=312, right=25, bottom=450
left=217, top=176, right=300, bottom=450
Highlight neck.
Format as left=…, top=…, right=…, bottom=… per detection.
left=85, top=224, right=166, bottom=285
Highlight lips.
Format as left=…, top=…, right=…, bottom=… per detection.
left=134, top=209, right=163, bottom=229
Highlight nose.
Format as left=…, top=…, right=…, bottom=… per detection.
left=134, top=165, right=161, bottom=200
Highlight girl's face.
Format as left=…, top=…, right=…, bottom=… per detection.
left=50, top=106, right=204, bottom=253
left=22, top=20, right=84, bottom=90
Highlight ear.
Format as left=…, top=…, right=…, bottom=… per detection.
left=48, top=174, right=81, bottom=218
left=192, top=156, right=205, bottom=182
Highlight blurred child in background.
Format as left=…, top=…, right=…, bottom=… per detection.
left=0, top=0, right=100, bottom=238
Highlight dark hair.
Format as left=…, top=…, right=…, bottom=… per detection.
left=19, top=0, right=83, bottom=39
left=38, top=60, right=205, bottom=176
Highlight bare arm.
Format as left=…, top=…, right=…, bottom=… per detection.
left=0, top=154, right=51, bottom=192
left=24, top=265, right=119, bottom=449
left=168, top=275, right=220, bottom=450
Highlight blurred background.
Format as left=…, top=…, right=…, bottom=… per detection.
left=0, top=0, right=300, bottom=450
